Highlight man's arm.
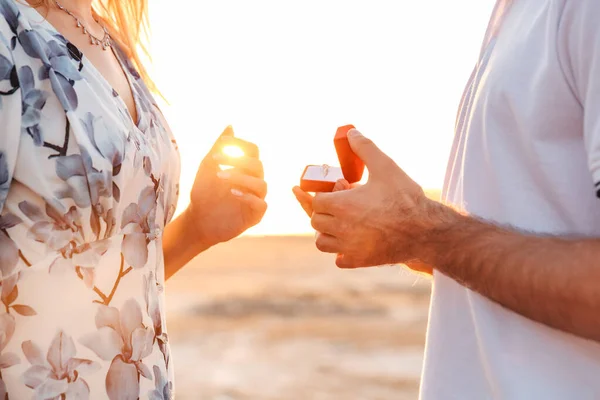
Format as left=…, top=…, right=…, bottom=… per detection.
left=417, top=201, right=600, bottom=342
left=413, top=0, right=600, bottom=339
left=310, top=130, right=600, bottom=343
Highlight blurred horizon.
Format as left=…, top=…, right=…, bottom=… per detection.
left=145, top=1, right=496, bottom=235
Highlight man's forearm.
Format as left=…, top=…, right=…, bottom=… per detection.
left=163, top=209, right=213, bottom=280
left=416, top=201, right=600, bottom=342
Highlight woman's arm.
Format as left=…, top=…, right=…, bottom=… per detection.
left=163, top=208, right=213, bottom=280
left=163, top=127, right=268, bottom=280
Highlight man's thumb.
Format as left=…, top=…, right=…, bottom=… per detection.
left=347, top=129, right=391, bottom=175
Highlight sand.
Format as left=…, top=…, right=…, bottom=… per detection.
left=166, top=235, right=432, bottom=400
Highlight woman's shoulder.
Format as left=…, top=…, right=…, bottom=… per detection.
left=0, top=1, right=22, bottom=109
left=0, top=0, right=21, bottom=50
left=0, top=1, right=66, bottom=54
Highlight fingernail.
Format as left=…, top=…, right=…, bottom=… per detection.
left=217, top=171, right=230, bottom=179
left=347, top=129, right=362, bottom=137
left=231, top=189, right=244, bottom=197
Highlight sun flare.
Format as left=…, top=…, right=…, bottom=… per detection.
left=222, top=145, right=245, bottom=158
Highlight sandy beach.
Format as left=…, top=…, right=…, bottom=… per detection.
left=166, top=235, right=432, bottom=399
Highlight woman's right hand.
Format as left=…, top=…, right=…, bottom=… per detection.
left=185, top=126, right=268, bottom=248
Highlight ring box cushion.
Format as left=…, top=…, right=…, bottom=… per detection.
left=300, top=125, right=365, bottom=192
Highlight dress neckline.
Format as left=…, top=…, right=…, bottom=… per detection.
left=15, top=1, right=147, bottom=133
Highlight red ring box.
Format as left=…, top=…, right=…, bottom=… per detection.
left=300, top=125, right=365, bottom=192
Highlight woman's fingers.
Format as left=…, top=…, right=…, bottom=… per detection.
left=205, top=133, right=262, bottom=175
left=215, top=135, right=260, bottom=158
left=231, top=190, right=268, bottom=220
left=213, top=154, right=264, bottom=178
left=218, top=169, right=267, bottom=199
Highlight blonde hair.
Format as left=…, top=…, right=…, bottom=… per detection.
left=93, top=0, right=156, bottom=92
left=31, top=0, right=156, bottom=93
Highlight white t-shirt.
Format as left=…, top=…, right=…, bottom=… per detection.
left=420, top=1, right=600, bottom=399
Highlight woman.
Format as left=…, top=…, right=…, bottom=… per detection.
left=0, top=0, right=267, bottom=398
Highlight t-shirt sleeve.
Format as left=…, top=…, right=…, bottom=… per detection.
left=560, top=1, right=600, bottom=197
left=0, top=26, right=22, bottom=214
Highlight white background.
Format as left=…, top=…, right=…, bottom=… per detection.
left=146, top=1, right=496, bottom=235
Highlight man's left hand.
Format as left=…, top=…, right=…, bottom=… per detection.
left=308, top=129, right=436, bottom=270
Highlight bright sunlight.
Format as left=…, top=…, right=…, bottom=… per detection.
left=222, top=145, right=245, bottom=159
left=146, top=0, right=497, bottom=235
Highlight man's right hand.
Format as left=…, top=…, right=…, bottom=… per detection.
left=292, top=179, right=350, bottom=217
left=292, top=180, right=434, bottom=277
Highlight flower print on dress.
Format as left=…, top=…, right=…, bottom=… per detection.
left=143, top=273, right=169, bottom=369
left=64, top=40, right=84, bottom=72
left=55, top=147, right=116, bottom=241
left=17, top=28, right=82, bottom=111
left=18, top=200, right=109, bottom=288
left=22, top=330, right=100, bottom=400
left=81, top=112, right=125, bottom=202
left=0, top=44, right=18, bottom=104
left=121, top=186, right=159, bottom=269
left=0, top=3, right=181, bottom=396
left=0, top=1, right=20, bottom=39
left=55, top=148, right=112, bottom=210
left=148, top=365, right=173, bottom=400
left=143, top=273, right=162, bottom=342
left=50, top=240, right=110, bottom=289
left=0, top=212, right=22, bottom=278
left=0, top=152, right=10, bottom=212
left=80, top=299, right=154, bottom=400
left=155, top=171, right=178, bottom=226
left=0, top=272, right=36, bottom=317
left=0, top=215, right=37, bottom=316
left=0, top=313, right=20, bottom=399
left=18, top=65, right=49, bottom=146
left=145, top=158, right=174, bottom=228
left=19, top=200, right=81, bottom=251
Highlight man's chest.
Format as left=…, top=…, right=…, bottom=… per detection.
left=473, top=0, right=582, bottom=144
left=445, top=0, right=598, bottom=229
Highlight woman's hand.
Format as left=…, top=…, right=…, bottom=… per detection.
left=185, top=126, right=268, bottom=248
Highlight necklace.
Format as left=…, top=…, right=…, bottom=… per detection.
left=53, top=0, right=111, bottom=50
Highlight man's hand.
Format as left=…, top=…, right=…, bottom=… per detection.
left=306, top=129, right=435, bottom=272
left=297, top=133, right=600, bottom=342
left=292, top=180, right=351, bottom=217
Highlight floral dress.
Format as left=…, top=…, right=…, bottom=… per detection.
left=0, top=0, right=180, bottom=399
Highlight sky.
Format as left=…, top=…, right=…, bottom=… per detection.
left=146, top=0, right=496, bottom=235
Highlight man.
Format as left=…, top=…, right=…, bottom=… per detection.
left=293, top=1, right=600, bottom=399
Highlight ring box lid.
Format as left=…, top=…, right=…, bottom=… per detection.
left=334, top=124, right=364, bottom=183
